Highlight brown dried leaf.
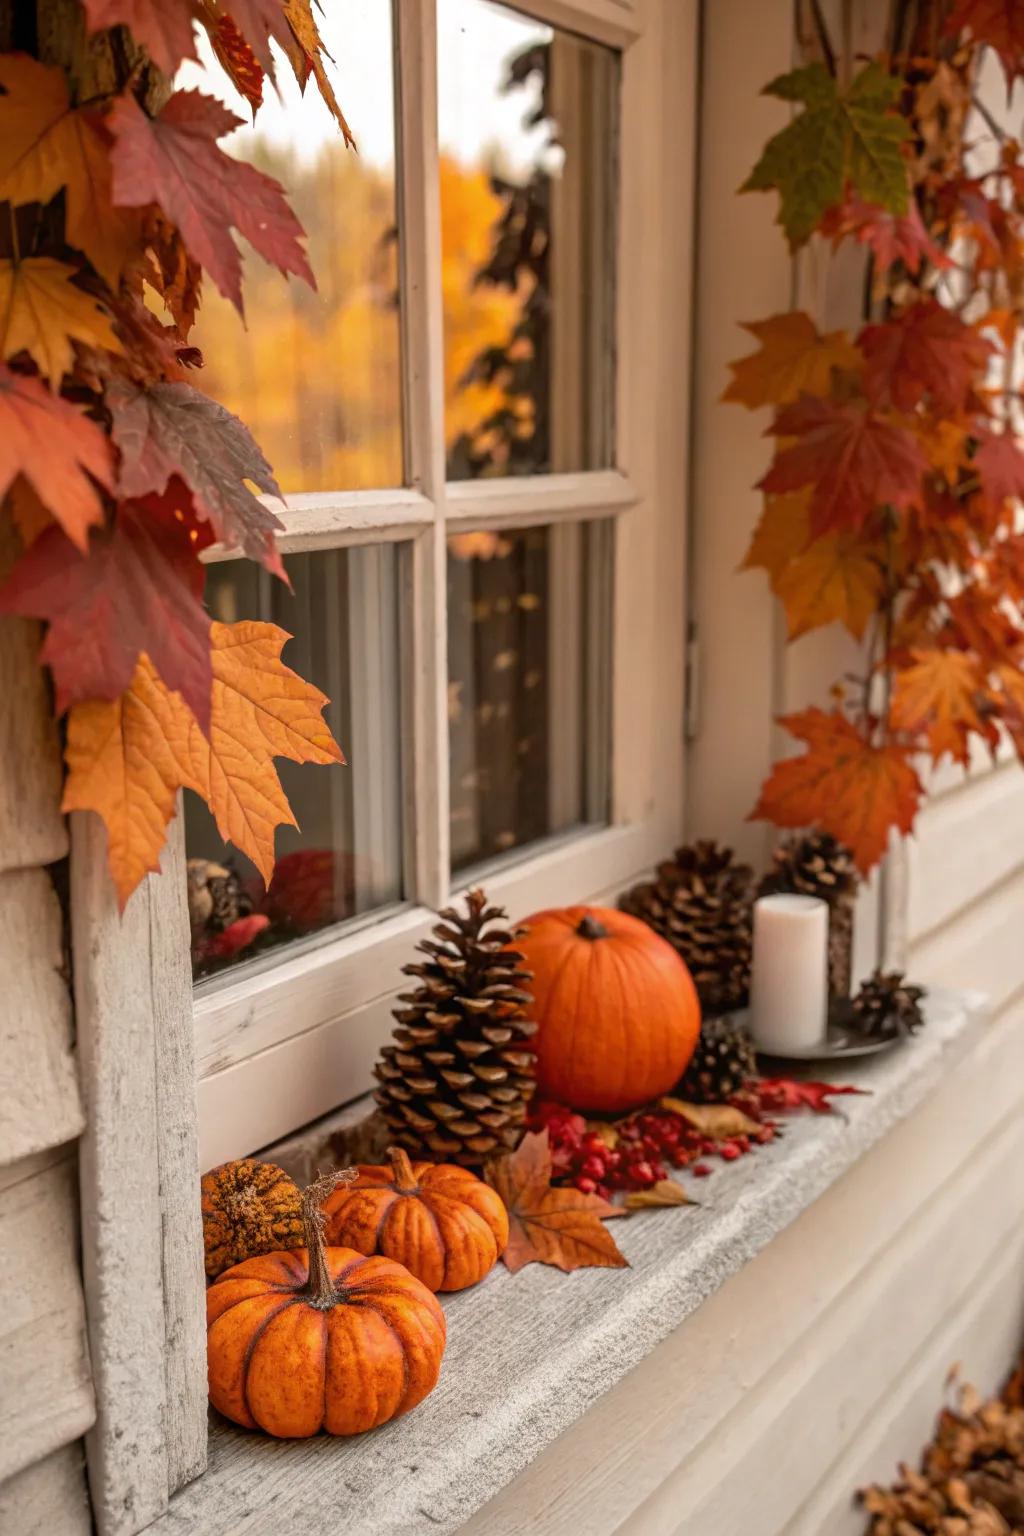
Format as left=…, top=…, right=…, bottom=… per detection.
left=660, top=1098, right=763, bottom=1140
left=623, top=1180, right=695, bottom=1211
left=484, top=1130, right=629, bottom=1274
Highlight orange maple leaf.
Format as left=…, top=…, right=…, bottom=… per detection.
left=750, top=708, right=922, bottom=873
left=484, top=1130, right=629, bottom=1274
left=0, top=258, right=121, bottom=387
left=0, top=365, right=112, bottom=548
left=743, top=491, right=883, bottom=640
left=890, top=648, right=996, bottom=765
left=723, top=311, right=861, bottom=410
left=63, top=620, right=345, bottom=907
left=0, top=55, right=139, bottom=288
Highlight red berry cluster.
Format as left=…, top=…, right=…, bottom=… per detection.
left=532, top=1101, right=776, bottom=1201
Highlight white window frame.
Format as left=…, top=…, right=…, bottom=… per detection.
left=182, top=0, right=697, bottom=1169
left=70, top=3, right=698, bottom=1525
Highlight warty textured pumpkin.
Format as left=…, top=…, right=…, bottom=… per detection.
left=517, top=904, right=701, bottom=1113
left=206, top=1171, right=446, bottom=1437
left=200, top=1158, right=304, bottom=1280
left=322, top=1146, right=509, bottom=1291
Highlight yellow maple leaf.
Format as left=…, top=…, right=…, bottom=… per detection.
left=742, top=491, right=811, bottom=583
left=890, top=647, right=994, bottom=765
left=742, top=490, right=883, bottom=640
left=0, top=258, right=121, bottom=386
left=723, top=311, right=861, bottom=410
left=0, top=55, right=139, bottom=288
left=63, top=621, right=345, bottom=907
left=283, top=0, right=356, bottom=147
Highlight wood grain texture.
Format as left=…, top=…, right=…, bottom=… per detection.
left=0, top=1441, right=92, bottom=1536
left=149, top=819, right=208, bottom=1492
left=0, top=1150, right=95, bottom=1482
left=0, top=520, right=67, bottom=874
left=146, top=991, right=986, bottom=1536
left=0, top=867, right=84, bottom=1166
left=72, top=812, right=170, bottom=1535
left=72, top=808, right=207, bottom=1530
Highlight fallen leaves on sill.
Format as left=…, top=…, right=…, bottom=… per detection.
left=622, top=1180, right=696, bottom=1212
left=752, top=1078, right=868, bottom=1115
left=860, top=1358, right=1024, bottom=1534
left=659, top=1099, right=764, bottom=1140
left=484, top=1130, right=629, bottom=1274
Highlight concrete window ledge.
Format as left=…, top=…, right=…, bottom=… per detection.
left=150, top=990, right=1024, bottom=1536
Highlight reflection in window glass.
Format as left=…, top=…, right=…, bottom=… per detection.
left=177, top=0, right=402, bottom=493
left=185, top=550, right=403, bottom=978
left=448, top=523, right=611, bottom=871
left=438, top=0, right=618, bottom=478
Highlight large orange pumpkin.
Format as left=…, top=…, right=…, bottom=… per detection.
left=322, top=1146, right=509, bottom=1292
left=517, top=905, right=700, bottom=1113
left=206, top=1173, right=446, bottom=1437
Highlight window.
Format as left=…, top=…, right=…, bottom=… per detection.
left=184, top=0, right=691, bottom=1168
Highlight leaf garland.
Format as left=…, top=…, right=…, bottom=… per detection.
left=733, top=13, right=1024, bottom=872
left=0, top=6, right=351, bottom=904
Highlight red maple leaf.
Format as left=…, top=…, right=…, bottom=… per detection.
left=975, top=428, right=1024, bottom=515
left=0, top=481, right=214, bottom=728
left=820, top=192, right=952, bottom=275
left=108, top=377, right=284, bottom=573
left=761, top=395, right=928, bottom=535
left=80, top=0, right=198, bottom=74
left=859, top=301, right=993, bottom=414
left=946, top=0, right=1024, bottom=84
left=108, top=89, right=314, bottom=315
left=0, top=364, right=112, bottom=548
left=750, top=708, right=923, bottom=873
left=221, top=0, right=294, bottom=74
left=754, top=1079, right=867, bottom=1114
left=208, top=14, right=264, bottom=117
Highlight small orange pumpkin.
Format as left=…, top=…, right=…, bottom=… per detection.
left=517, top=904, right=700, bottom=1113
left=206, top=1172, right=446, bottom=1437
left=322, top=1146, right=509, bottom=1292
left=200, top=1158, right=304, bottom=1279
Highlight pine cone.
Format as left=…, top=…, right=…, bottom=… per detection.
left=374, top=889, right=537, bottom=1167
left=620, top=841, right=753, bottom=1015
left=758, top=833, right=858, bottom=997
left=186, top=858, right=253, bottom=939
left=677, top=1016, right=758, bottom=1103
left=852, top=969, right=926, bottom=1038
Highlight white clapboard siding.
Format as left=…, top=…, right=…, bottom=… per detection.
left=458, top=997, right=1024, bottom=1536
left=0, top=1148, right=95, bottom=1482
left=910, top=862, right=1024, bottom=1012
left=0, top=868, right=84, bottom=1166
left=0, top=1442, right=92, bottom=1536
left=907, top=761, right=1024, bottom=946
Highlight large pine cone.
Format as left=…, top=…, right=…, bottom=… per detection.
left=374, top=889, right=537, bottom=1167
left=620, top=840, right=753, bottom=1015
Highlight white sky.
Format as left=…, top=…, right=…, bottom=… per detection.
left=178, top=0, right=552, bottom=176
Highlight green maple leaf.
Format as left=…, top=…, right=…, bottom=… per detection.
left=743, top=61, right=910, bottom=248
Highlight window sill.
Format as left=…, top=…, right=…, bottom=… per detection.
left=152, top=989, right=992, bottom=1536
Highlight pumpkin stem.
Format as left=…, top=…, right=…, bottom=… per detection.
left=576, top=913, right=608, bottom=941
left=388, top=1145, right=420, bottom=1192
left=301, top=1168, right=356, bottom=1307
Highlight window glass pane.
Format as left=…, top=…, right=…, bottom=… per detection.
left=438, top=0, right=618, bottom=479
left=177, top=1, right=402, bottom=492
left=185, top=548, right=403, bottom=978
left=448, top=522, right=611, bottom=871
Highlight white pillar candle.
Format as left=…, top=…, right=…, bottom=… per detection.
left=750, top=894, right=829, bottom=1053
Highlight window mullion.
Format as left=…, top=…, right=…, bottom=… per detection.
left=395, top=0, right=450, bottom=909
